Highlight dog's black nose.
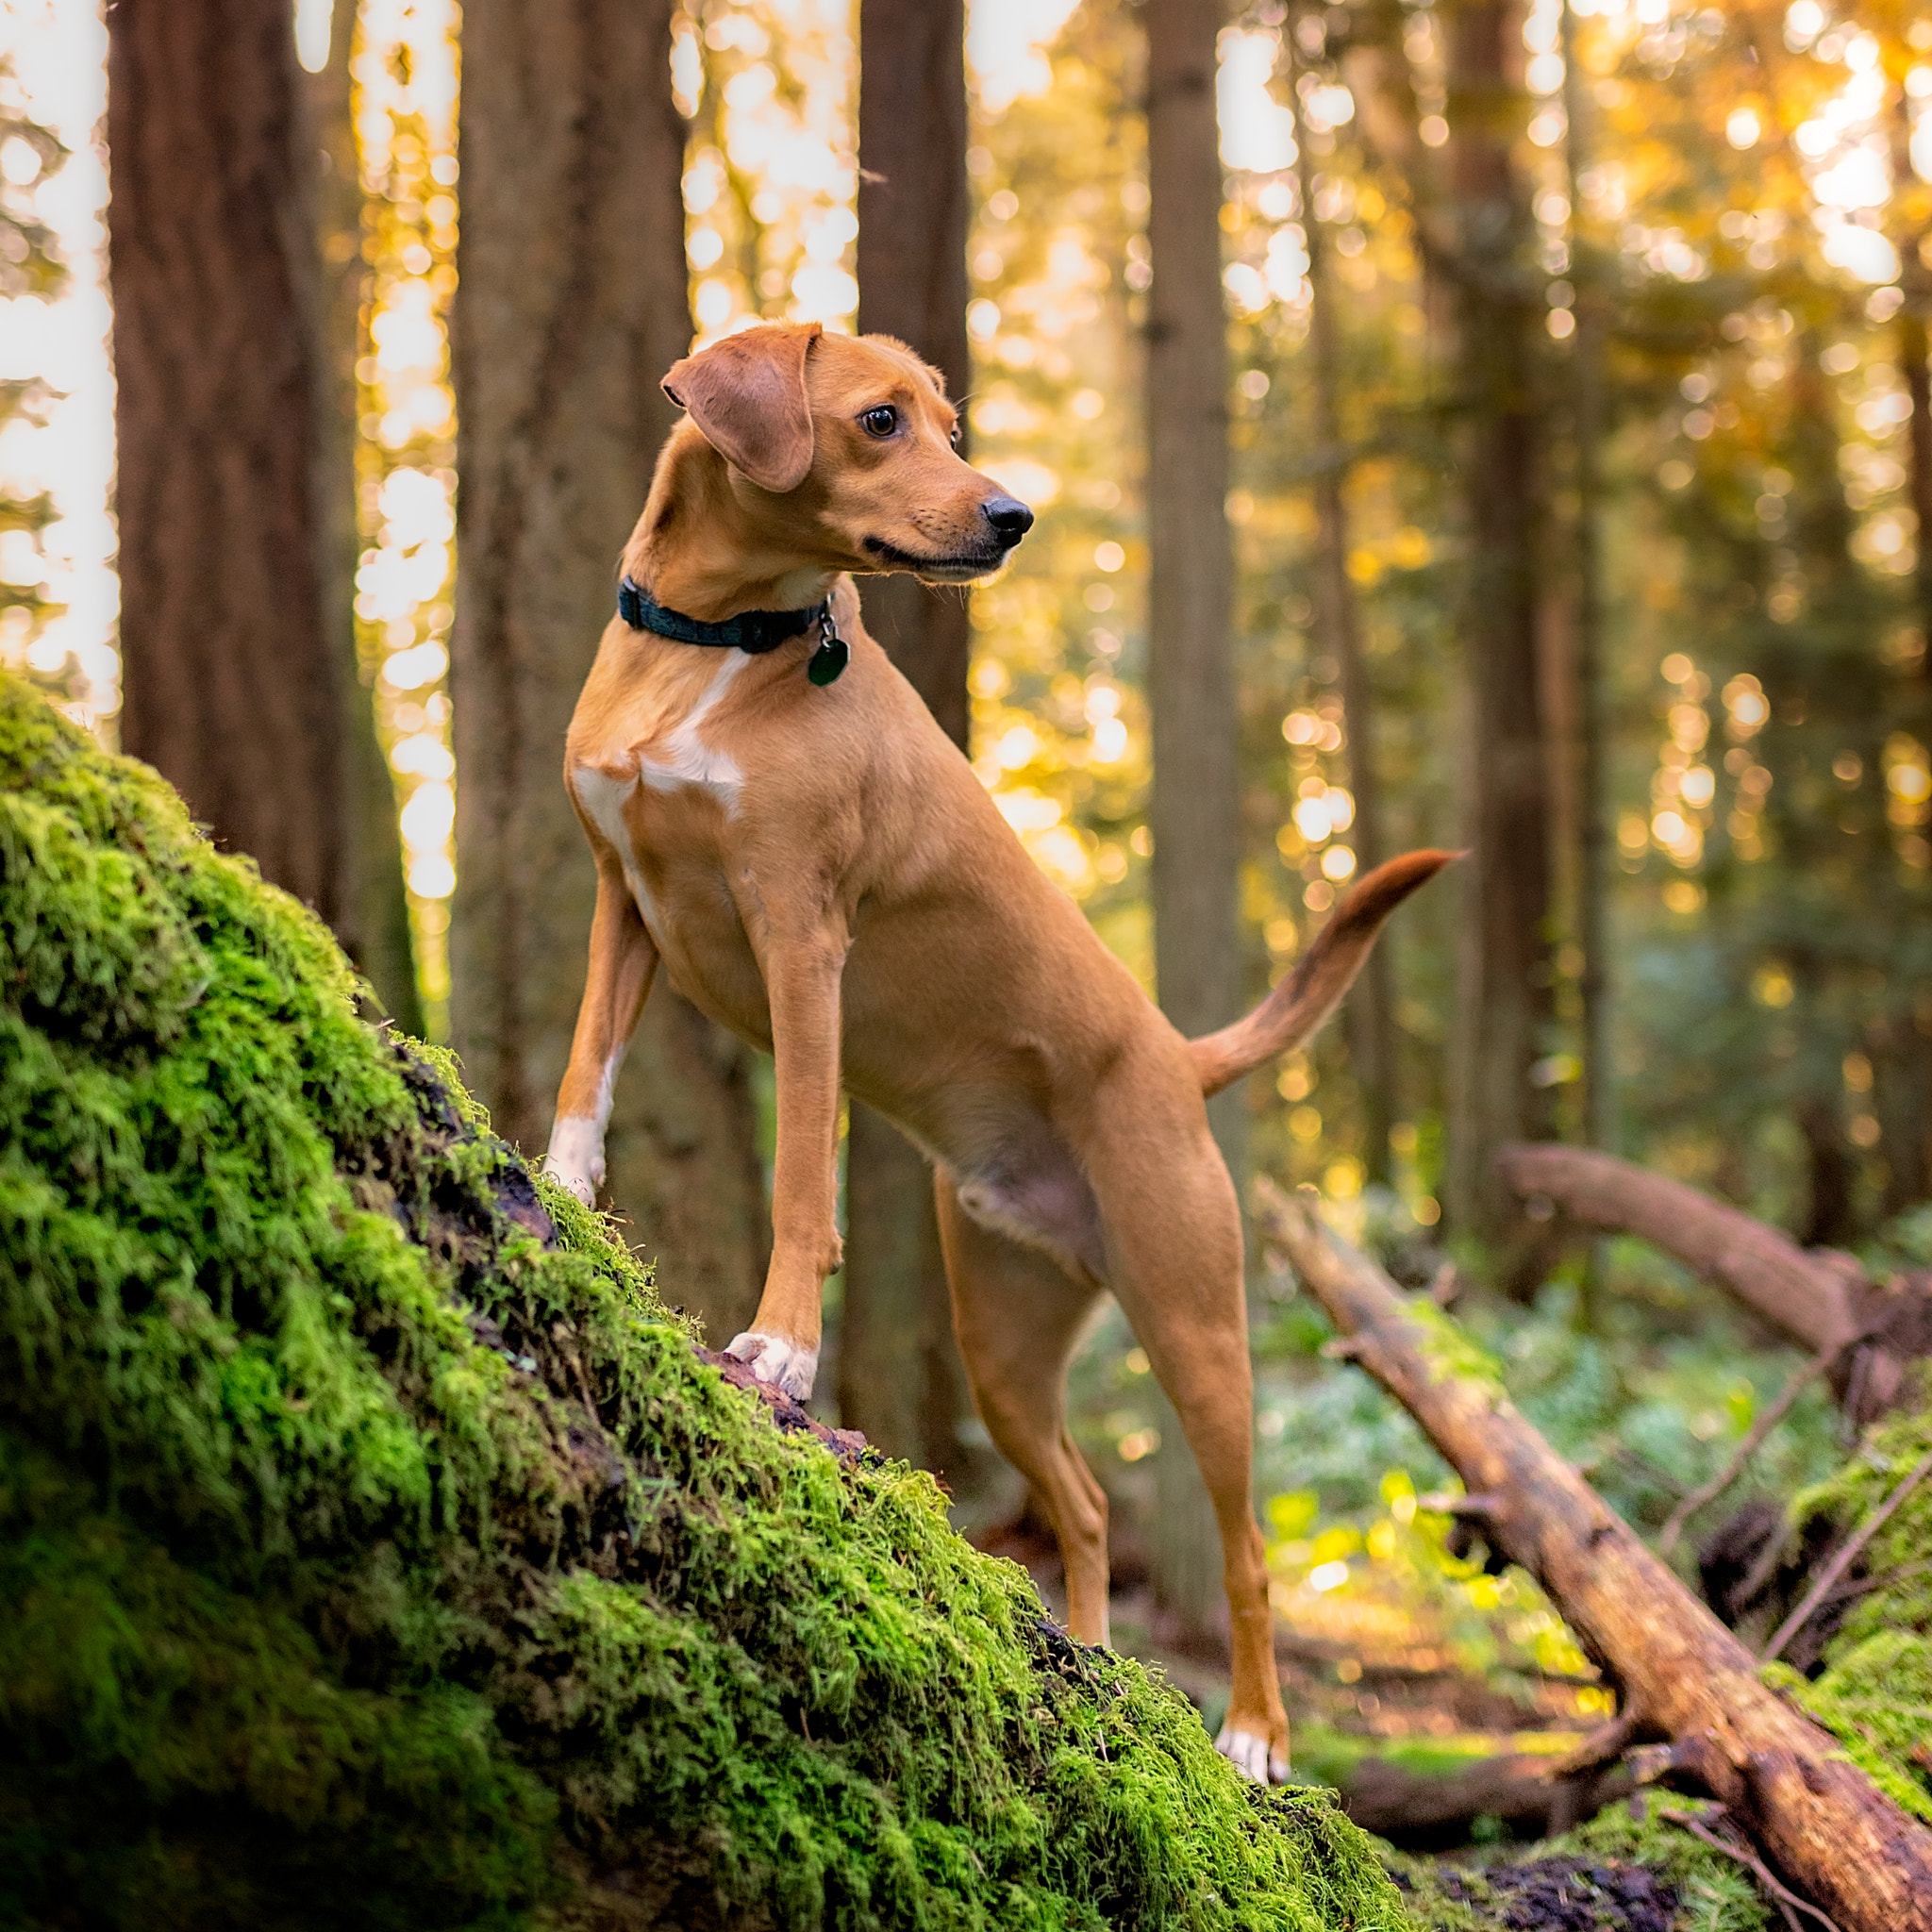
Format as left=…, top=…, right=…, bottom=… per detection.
left=983, top=495, right=1035, bottom=544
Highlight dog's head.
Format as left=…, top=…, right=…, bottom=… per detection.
left=661, top=324, right=1032, bottom=584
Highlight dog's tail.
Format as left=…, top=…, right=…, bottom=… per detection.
left=1191, top=849, right=1459, bottom=1098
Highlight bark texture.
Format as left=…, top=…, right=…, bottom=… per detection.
left=450, top=0, right=767, bottom=1345
left=1262, top=1181, right=1932, bottom=1932
left=843, top=0, right=981, bottom=1477
left=1145, top=0, right=1238, bottom=1631
left=1293, top=23, right=1393, bottom=1182
left=303, top=0, right=422, bottom=1032
left=1441, top=0, right=1556, bottom=1241
left=1561, top=9, right=1609, bottom=1155
left=108, top=0, right=347, bottom=922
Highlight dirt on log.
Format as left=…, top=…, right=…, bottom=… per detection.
left=1259, top=1176, right=1932, bottom=1932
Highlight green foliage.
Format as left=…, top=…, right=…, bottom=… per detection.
left=0, top=672, right=1427, bottom=1929
left=1754, top=1374, right=1932, bottom=1828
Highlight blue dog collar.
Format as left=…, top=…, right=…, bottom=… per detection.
left=617, top=575, right=848, bottom=684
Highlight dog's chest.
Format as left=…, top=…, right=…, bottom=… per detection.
left=570, top=654, right=756, bottom=955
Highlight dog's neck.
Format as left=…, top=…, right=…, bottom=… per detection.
left=623, top=429, right=838, bottom=624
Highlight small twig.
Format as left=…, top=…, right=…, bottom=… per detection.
left=1416, top=1490, right=1506, bottom=1519
left=1660, top=1343, right=1843, bottom=1557
left=1547, top=1708, right=1640, bottom=1779
left=1763, top=1443, right=1932, bottom=1664
left=1659, top=1807, right=1843, bottom=1932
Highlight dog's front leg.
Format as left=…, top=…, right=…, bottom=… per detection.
left=543, top=858, right=658, bottom=1207
left=724, top=916, right=848, bottom=1401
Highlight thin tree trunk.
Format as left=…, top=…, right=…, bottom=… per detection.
left=450, top=0, right=767, bottom=1345
left=304, top=0, right=423, bottom=1034
left=108, top=0, right=349, bottom=923
left=1145, top=0, right=1238, bottom=1634
left=1442, top=0, right=1556, bottom=1245
left=1562, top=0, right=1608, bottom=1157
left=846, top=0, right=982, bottom=1480
left=1291, top=19, right=1393, bottom=1184
left=1882, top=288, right=1932, bottom=1213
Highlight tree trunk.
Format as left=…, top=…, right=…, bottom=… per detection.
left=1145, top=0, right=1238, bottom=1634
left=1291, top=20, right=1394, bottom=1184
left=1262, top=1181, right=1932, bottom=1932
left=108, top=0, right=350, bottom=926
left=449, top=0, right=767, bottom=1345
left=1562, top=0, right=1609, bottom=1158
left=303, top=0, right=423, bottom=1034
left=846, top=0, right=981, bottom=1478
left=1883, top=291, right=1932, bottom=1214
left=1441, top=0, right=1556, bottom=1244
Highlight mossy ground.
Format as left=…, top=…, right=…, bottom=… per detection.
left=0, top=674, right=1414, bottom=1927
left=1761, top=1368, right=1932, bottom=1828
left=0, top=675, right=1796, bottom=1929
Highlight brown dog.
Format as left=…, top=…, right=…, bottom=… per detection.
left=543, top=321, right=1451, bottom=1781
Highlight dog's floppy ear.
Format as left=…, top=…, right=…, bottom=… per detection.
left=662, top=324, right=821, bottom=493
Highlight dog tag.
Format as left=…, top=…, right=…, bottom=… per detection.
left=808, top=609, right=849, bottom=686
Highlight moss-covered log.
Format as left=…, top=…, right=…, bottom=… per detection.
left=0, top=677, right=1431, bottom=1927
left=1260, top=1179, right=1932, bottom=1932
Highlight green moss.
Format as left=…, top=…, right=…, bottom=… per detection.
left=1405, top=1300, right=1507, bottom=1403
left=1753, top=1376, right=1932, bottom=1828
left=0, top=673, right=1422, bottom=1928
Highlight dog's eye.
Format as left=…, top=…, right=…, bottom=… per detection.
left=949, top=423, right=961, bottom=448
left=860, top=405, right=899, bottom=439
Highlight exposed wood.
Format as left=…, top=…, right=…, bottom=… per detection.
left=1257, top=1176, right=1932, bottom=1932
left=450, top=0, right=767, bottom=1343
left=844, top=0, right=981, bottom=1479
left=109, top=0, right=348, bottom=921
left=1492, top=1142, right=1861, bottom=1357
left=1144, top=0, right=1238, bottom=1632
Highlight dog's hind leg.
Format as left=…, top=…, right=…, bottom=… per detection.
left=1083, top=1095, right=1291, bottom=1784
left=934, top=1170, right=1113, bottom=1647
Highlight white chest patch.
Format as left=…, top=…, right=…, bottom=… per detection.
left=571, top=764, right=659, bottom=937
left=637, top=652, right=746, bottom=801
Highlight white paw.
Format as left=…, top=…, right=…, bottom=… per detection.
left=540, top=1154, right=597, bottom=1208
left=1215, top=1724, right=1291, bottom=1785
left=724, top=1330, right=819, bottom=1401
left=543, top=1118, right=606, bottom=1207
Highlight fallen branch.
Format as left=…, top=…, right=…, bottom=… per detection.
left=1340, top=1747, right=1632, bottom=1849
left=1257, top=1177, right=1932, bottom=1932
left=1659, top=1343, right=1843, bottom=1556
left=1491, top=1144, right=1859, bottom=1357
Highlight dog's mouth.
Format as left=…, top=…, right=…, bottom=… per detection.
left=861, top=535, right=1013, bottom=582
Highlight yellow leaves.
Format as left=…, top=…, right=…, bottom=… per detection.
left=1345, top=525, right=1430, bottom=585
